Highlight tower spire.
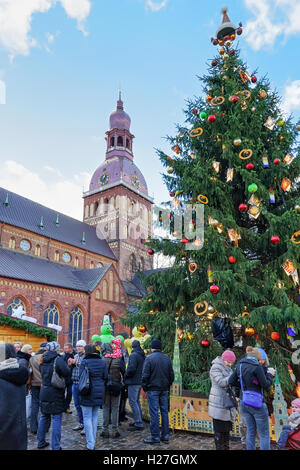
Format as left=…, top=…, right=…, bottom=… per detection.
left=170, top=318, right=183, bottom=396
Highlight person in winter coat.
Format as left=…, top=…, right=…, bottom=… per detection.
left=208, top=350, right=237, bottom=450
left=17, top=344, right=33, bottom=368
left=124, top=340, right=145, bottom=431
left=69, top=339, right=86, bottom=431
left=28, top=343, right=47, bottom=434
left=37, top=341, right=70, bottom=450
left=0, top=343, right=29, bottom=450
left=228, top=346, right=275, bottom=450
left=62, top=343, right=75, bottom=413
left=102, top=338, right=126, bottom=438
left=78, top=344, right=108, bottom=450
left=277, top=398, right=300, bottom=449
left=141, top=339, right=174, bottom=445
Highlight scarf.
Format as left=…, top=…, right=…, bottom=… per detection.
left=0, top=358, right=20, bottom=371
left=105, top=338, right=122, bottom=359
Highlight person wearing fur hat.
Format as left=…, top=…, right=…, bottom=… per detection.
left=228, top=346, right=275, bottom=450
left=208, top=350, right=237, bottom=450
left=37, top=341, right=70, bottom=450
left=277, top=398, right=300, bottom=449
left=0, top=343, right=30, bottom=450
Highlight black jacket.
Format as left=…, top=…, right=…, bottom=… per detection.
left=141, top=351, right=174, bottom=392
left=62, top=351, right=74, bottom=385
left=39, top=351, right=70, bottom=415
left=124, top=342, right=145, bottom=386
left=17, top=350, right=31, bottom=369
left=79, top=354, right=108, bottom=407
left=228, top=357, right=274, bottom=399
left=0, top=365, right=29, bottom=450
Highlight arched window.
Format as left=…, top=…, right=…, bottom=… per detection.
left=90, top=261, right=94, bottom=269
left=35, top=245, right=41, bottom=256
left=84, top=204, right=89, bottom=219
left=129, top=254, right=137, bottom=272
left=7, top=297, right=26, bottom=316
left=74, top=257, right=79, bottom=268
left=54, top=251, right=60, bottom=262
left=9, top=237, right=16, bottom=249
left=102, top=280, right=108, bottom=300
left=69, top=306, right=83, bottom=348
left=140, top=257, right=145, bottom=271
left=95, top=289, right=100, bottom=300
left=89, top=203, right=94, bottom=217
left=94, top=201, right=99, bottom=215
left=126, top=138, right=130, bottom=149
left=109, top=271, right=113, bottom=301
left=110, top=136, right=115, bottom=147
left=44, top=303, right=59, bottom=326
left=117, top=136, right=123, bottom=146
left=115, top=283, right=120, bottom=303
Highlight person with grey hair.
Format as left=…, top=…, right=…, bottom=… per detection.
left=37, top=341, right=70, bottom=450
left=0, top=343, right=29, bottom=450
left=68, top=339, right=86, bottom=431
left=17, top=344, right=33, bottom=368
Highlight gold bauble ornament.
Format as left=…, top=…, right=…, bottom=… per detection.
left=295, top=205, right=300, bottom=213
left=234, top=138, right=242, bottom=146
left=207, top=304, right=215, bottom=313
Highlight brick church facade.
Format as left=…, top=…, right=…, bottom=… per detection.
left=0, top=95, right=153, bottom=347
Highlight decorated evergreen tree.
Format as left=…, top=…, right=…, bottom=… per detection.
left=122, top=7, right=300, bottom=400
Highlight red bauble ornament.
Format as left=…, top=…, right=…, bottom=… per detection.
left=239, top=203, right=248, bottom=212
left=148, top=249, right=154, bottom=255
left=246, top=163, right=254, bottom=171
left=237, top=27, right=243, bottom=35
left=271, top=332, right=280, bottom=341
left=192, top=108, right=198, bottom=114
left=208, top=115, right=216, bottom=123
left=270, top=235, right=280, bottom=245
left=232, top=95, right=239, bottom=103
left=229, top=49, right=235, bottom=56
left=211, top=60, right=218, bottom=67
left=228, top=256, right=237, bottom=264
left=273, top=158, right=281, bottom=165
left=224, top=35, right=230, bottom=41
left=169, top=191, right=175, bottom=197
left=201, top=339, right=210, bottom=348
left=209, top=284, right=220, bottom=294
left=212, top=39, right=219, bottom=46
left=251, top=76, right=257, bottom=83
left=181, top=238, right=189, bottom=244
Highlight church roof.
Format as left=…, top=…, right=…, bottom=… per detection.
left=0, top=247, right=112, bottom=293
left=0, top=187, right=117, bottom=260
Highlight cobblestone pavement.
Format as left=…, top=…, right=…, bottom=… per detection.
left=27, top=402, right=275, bottom=451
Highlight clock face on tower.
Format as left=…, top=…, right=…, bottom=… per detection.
left=131, top=175, right=140, bottom=189
left=99, top=172, right=109, bottom=186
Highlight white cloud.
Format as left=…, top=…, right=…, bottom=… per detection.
left=145, top=0, right=168, bottom=12
left=244, top=0, right=300, bottom=50
left=0, top=160, right=91, bottom=220
left=281, top=80, right=300, bottom=116
left=0, top=0, right=91, bottom=58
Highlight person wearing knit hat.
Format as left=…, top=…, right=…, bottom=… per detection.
left=277, top=397, right=300, bottom=448
left=208, top=351, right=237, bottom=450
left=76, top=340, right=86, bottom=348
left=228, top=346, right=275, bottom=450
left=141, top=339, right=174, bottom=444
left=46, top=341, right=60, bottom=352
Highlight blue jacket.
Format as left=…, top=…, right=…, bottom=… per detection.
left=79, top=354, right=108, bottom=407
left=228, top=356, right=274, bottom=400
left=141, top=350, right=174, bottom=392
left=124, top=341, right=145, bottom=386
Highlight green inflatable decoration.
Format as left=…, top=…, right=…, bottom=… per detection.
left=92, top=320, right=115, bottom=344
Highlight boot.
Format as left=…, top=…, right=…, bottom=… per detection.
left=221, top=432, right=230, bottom=450
left=214, top=432, right=224, bottom=450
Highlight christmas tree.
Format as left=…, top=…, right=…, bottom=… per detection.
left=122, top=7, right=300, bottom=399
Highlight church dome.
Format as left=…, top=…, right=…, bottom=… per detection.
left=109, top=96, right=131, bottom=130
left=89, top=157, right=148, bottom=195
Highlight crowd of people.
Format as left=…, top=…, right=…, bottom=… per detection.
left=0, top=337, right=299, bottom=451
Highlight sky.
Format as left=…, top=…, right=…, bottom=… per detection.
left=0, top=0, right=300, bottom=220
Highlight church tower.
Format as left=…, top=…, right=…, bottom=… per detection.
left=83, top=94, right=154, bottom=281
left=170, top=320, right=183, bottom=396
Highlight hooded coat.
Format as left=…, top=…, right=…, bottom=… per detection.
left=228, top=356, right=274, bottom=398
left=208, top=356, right=236, bottom=422
left=124, top=341, right=145, bottom=386
left=16, top=350, right=32, bottom=369
left=79, top=353, right=108, bottom=407
left=0, top=360, right=29, bottom=450
left=39, top=351, right=70, bottom=415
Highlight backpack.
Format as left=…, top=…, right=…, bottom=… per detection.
left=286, top=425, right=300, bottom=450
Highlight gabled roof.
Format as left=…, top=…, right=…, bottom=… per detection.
left=0, top=187, right=117, bottom=260
left=0, top=247, right=112, bottom=293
